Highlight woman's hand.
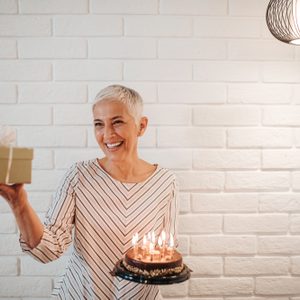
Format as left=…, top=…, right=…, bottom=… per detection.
left=0, top=183, right=27, bottom=211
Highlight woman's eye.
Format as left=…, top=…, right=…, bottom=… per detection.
left=113, top=120, right=124, bottom=125
left=94, top=122, right=104, bottom=127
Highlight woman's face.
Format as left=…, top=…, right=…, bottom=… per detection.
left=93, top=100, right=146, bottom=163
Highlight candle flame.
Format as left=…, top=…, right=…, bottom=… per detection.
left=143, top=235, right=147, bottom=246
left=158, top=236, right=162, bottom=247
left=161, top=230, right=166, bottom=241
left=151, top=231, right=155, bottom=244
left=132, top=232, right=138, bottom=246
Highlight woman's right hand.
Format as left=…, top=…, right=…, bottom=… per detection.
left=0, top=183, right=27, bottom=211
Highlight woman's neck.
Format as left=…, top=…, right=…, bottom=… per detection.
left=98, top=157, right=156, bottom=183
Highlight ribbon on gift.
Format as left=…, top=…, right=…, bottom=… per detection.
left=0, top=126, right=16, bottom=184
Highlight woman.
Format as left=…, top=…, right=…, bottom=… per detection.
left=0, top=85, right=178, bottom=299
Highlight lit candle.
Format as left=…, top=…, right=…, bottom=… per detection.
left=161, top=230, right=166, bottom=257
left=149, top=242, right=154, bottom=261
left=168, top=233, right=174, bottom=259
left=151, top=231, right=156, bottom=245
left=132, top=233, right=139, bottom=258
left=142, top=235, right=147, bottom=258
left=158, top=236, right=163, bottom=260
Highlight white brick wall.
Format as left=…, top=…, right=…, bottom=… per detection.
left=0, top=0, right=300, bottom=299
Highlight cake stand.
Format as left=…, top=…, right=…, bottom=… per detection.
left=111, top=259, right=191, bottom=285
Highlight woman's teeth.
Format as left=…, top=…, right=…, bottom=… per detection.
left=106, top=141, right=123, bottom=149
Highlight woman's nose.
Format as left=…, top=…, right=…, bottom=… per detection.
left=104, top=126, right=116, bottom=138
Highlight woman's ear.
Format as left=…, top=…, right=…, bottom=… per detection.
left=138, top=117, right=148, bottom=136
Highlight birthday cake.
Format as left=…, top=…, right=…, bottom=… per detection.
left=122, top=232, right=184, bottom=278
left=123, top=247, right=184, bottom=278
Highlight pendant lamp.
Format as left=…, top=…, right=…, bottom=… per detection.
left=266, top=0, right=300, bottom=45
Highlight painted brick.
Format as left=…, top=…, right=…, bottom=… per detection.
left=189, top=278, right=253, bottom=296
left=144, top=104, right=191, bottom=125
left=19, top=83, right=87, bottom=103
left=54, top=16, right=122, bottom=36
left=0, top=257, right=18, bottom=275
left=18, top=126, right=87, bottom=147
left=290, top=214, right=300, bottom=233
left=226, top=172, right=290, bottom=192
left=27, top=191, right=52, bottom=213
left=224, top=214, right=288, bottom=233
left=139, top=149, right=192, bottom=170
left=0, top=16, right=51, bottom=36
left=18, top=38, right=87, bottom=59
left=0, top=213, right=16, bottom=233
left=179, top=214, right=222, bottom=234
left=264, top=106, right=300, bottom=126
left=0, top=61, right=51, bottom=81
left=160, top=0, right=227, bottom=15
left=263, top=63, right=300, bottom=83
left=193, top=150, right=260, bottom=170
left=0, top=277, right=52, bottom=297
left=0, top=84, right=17, bottom=103
left=88, top=82, right=157, bottom=104
left=194, top=17, right=261, bottom=38
left=177, top=235, right=189, bottom=256
left=159, top=281, right=188, bottom=297
left=228, top=40, right=293, bottom=61
left=256, top=277, right=300, bottom=295
left=178, top=193, right=190, bottom=213
left=258, top=236, right=300, bottom=254
left=54, top=104, right=92, bottom=125
left=227, top=128, right=293, bottom=148
left=27, top=170, right=66, bottom=191
left=194, top=62, right=259, bottom=82
left=225, top=257, right=289, bottom=275
left=183, top=256, right=223, bottom=276
left=0, top=235, right=22, bottom=255
left=259, top=193, right=300, bottom=212
left=158, top=38, right=226, bottom=59
left=229, top=0, right=269, bottom=16
left=89, top=38, right=156, bottom=59
left=191, top=236, right=256, bottom=255
left=124, top=61, right=192, bottom=81
left=0, top=0, right=18, bottom=13
left=90, top=0, right=157, bottom=14
left=291, top=257, right=300, bottom=274
left=191, top=193, right=258, bottom=213
left=176, top=171, right=224, bottom=191
left=158, top=83, right=226, bottom=104
left=124, top=16, right=192, bottom=37
left=228, top=83, right=292, bottom=104
left=193, top=106, right=260, bottom=126
left=0, top=105, right=51, bottom=125
left=158, top=127, right=225, bottom=148
left=19, top=0, right=88, bottom=13
left=293, top=172, right=300, bottom=191
left=32, top=149, right=53, bottom=169
left=0, top=39, right=17, bottom=58
left=293, top=85, right=300, bottom=104
left=263, top=150, right=300, bottom=169
left=54, top=61, right=122, bottom=81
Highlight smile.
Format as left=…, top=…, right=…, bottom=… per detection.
left=105, top=141, right=123, bottom=149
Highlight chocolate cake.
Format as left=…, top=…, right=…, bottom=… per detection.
left=123, top=247, right=184, bottom=278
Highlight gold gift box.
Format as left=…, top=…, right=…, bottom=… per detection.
left=0, top=147, right=34, bottom=184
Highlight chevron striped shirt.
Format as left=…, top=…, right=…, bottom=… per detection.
left=21, top=159, right=178, bottom=300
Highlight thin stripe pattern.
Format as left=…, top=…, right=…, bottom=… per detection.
left=20, top=159, right=178, bottom=300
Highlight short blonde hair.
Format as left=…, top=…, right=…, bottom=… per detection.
left=93, top=85, right=143, bottom=125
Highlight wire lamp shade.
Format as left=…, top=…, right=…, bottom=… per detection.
left=266, top=0, right=300, bottom=45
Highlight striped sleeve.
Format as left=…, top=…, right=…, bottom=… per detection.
left=20, top=163, right=77, bottom=263
left=164, top=174, right=179, bottom=247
